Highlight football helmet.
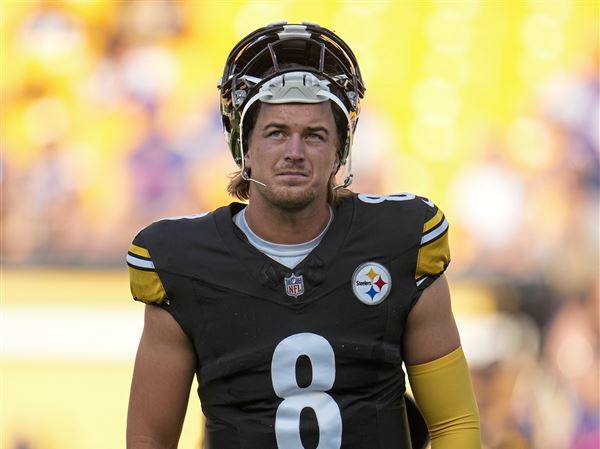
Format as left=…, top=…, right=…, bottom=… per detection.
left=218, top=21, right=365, bottom=188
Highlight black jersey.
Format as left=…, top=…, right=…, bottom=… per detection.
left=127, top=193, right=450, bottom=449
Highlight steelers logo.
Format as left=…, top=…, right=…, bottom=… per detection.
left=351, top=262, right=392, bottom=305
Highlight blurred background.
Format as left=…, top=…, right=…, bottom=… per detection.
left=1, top=1, right=598, bottom=448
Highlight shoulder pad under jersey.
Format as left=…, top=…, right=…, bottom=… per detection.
left=126, top=212, right=211, bottom=305
left=414, top=196, right=450, bottom=289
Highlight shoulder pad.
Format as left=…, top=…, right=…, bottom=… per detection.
left=415, top=199, right=450, bottom=289
left=127, top=229, right=168, bottom=305
left=127, top=211, right=215, bottom=304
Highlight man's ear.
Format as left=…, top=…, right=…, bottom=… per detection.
left=244, top=151, right=251, bottom=170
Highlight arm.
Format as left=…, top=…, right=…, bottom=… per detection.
left=404, top=274, right=460, bottom=365
left=404, top=275, right=481, bottom=449
left=127, top=305, right=197, bottom=449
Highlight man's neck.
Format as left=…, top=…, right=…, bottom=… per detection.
left=244, top=200, right=332, bottom=244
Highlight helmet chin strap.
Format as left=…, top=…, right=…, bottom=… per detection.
left=240, top=163, right=267, bottom=188
left=334, top=172, right=354, bottom=190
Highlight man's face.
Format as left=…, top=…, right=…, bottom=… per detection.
left=245, top=102, right=339, bottom=211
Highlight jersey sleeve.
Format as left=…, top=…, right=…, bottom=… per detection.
left=414, top=202, right=450, bottom=290
left=126, top=231, right=168, bottom=304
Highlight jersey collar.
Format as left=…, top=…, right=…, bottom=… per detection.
left=212, top=197, right=355, bottom=296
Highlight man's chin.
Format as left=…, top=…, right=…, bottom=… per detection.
left=264, top=185, right=319, bottom=210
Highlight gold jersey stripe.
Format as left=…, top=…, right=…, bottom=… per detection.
left=129, top=244, right=150, bottom=259
left=423, top=209, right=444, bottom=233
left=415, top=230, right=450, bottom=280
left=129, top=266, right=167, bottom=304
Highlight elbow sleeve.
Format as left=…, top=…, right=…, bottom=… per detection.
left=407, top=346, right=482, bottom=449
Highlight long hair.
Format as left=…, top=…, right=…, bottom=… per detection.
left=227, top=169, right=352, bottom=205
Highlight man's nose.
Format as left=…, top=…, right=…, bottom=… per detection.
left=284, top=134, right=305, bottom=160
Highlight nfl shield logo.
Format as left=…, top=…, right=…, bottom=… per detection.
left=284, top=273, right=304, bottom=298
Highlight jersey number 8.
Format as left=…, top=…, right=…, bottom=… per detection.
left=271, top=333, right=342, bottom=449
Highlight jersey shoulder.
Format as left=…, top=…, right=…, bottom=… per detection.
left=126, top=211, right=215, bottom=305
left=352, top=192, right=450, bottom=289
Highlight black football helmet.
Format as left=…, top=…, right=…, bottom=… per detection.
left=218, top=21, right=366, bottom=187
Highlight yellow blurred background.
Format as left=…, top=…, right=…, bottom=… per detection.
left=1, top=1, right=598, bottom=448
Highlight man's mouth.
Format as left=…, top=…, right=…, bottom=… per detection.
left=276, top=171, right=309, bottom=178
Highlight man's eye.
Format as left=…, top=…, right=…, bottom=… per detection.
left=268, top=130, right=285, bottom=138
left=306, top=133, right=325, bottom=141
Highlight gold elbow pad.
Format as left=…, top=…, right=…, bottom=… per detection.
left=407, top=347, right=482, bottom=449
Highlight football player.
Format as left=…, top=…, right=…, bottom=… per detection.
left=126, top=22, right=481, bottom=449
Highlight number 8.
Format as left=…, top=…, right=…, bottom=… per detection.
left=271, top=333, right=342, bottom=449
